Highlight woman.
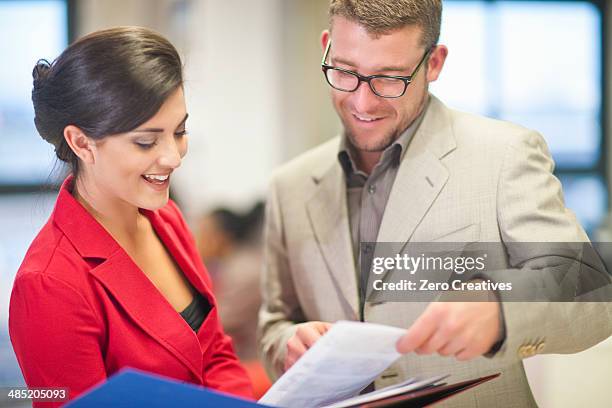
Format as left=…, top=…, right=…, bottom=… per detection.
left=8, top=27, right=253, bottom=405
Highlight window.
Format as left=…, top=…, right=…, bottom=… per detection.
left=0, top=0, right=69, bottom=187
left=431, top=0, right=605, bottom=233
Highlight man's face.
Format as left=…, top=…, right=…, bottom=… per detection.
left=323, top=17, right=446, bottom=153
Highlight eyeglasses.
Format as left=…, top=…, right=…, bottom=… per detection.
left=321, top=40, right=433, bottom=98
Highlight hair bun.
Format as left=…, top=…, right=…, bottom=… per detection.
left=32, top=59, right=51, bottom=88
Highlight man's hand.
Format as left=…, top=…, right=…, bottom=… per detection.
left=396, top=302, right=501, bottom=360
left=284, top=321, right=332, bottom=371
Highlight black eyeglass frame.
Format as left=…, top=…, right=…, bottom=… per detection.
left=321, top=39, right=434, bottom=98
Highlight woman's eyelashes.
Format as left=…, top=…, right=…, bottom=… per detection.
left=134, top=130, right=186, bottom=150
left=135, top=141, right=156, bottom=150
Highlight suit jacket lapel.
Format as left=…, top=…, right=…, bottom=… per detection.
left=306, top=159, right=360, bottom=319
left=377, top=95, right=455, bottom=244
left=304, top=96, right=455, bottom=314
left=376, top=150, right=449, bottom=244
left=369, top=96, right=455, bottom=293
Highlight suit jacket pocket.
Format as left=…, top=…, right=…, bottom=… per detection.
left=429, top=223, right=480, bottom=243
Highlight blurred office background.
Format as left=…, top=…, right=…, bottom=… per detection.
left=0, top=0, right=611, bottom=406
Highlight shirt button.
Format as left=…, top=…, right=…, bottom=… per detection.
left=368, top=184, right=376, bottom=194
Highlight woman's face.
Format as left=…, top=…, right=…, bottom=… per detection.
left=84, top=87, right=188, bottom=211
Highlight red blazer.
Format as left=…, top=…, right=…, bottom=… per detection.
left=9, top=177, right=253, bottom=406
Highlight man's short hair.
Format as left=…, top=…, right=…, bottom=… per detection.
left=328, top=0, right=442, bottom=49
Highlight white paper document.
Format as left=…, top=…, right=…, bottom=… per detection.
left=259, top=320, right=413, bottom=408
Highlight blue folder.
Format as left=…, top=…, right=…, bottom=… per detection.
left=66, top=368, right=268, bottom=408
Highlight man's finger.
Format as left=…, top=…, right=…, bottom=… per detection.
left=415, top=327, right=451, bottom=355
left=287, top=335, right=308, bottom=356
left=316, top=322, right=333, bottom=335
left=438, top=336, right=466, bottom=357
left=396, top=310, right=438, bottom=354
left=298, top=326, right=325, bottom=349
left=455, top=344, right=479, bottom=361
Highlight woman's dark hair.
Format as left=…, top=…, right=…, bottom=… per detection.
left=32, top=26, right=183, bottom=175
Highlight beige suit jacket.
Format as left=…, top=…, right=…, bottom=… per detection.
left=258, top=95, right=612, bottom=407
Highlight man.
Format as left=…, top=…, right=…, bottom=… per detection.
left=258, top=1, right=612, bottom=406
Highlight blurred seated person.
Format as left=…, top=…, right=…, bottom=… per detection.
left=197, top=203, right=270, bottom=396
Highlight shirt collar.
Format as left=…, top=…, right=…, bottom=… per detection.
left=337, top=96, right=430, bottom=177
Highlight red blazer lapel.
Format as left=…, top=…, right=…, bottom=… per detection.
left=89, top=255, right=204, bottom=382
left=144, top=208, right=220, bottom=354
left=52, top=176, right=204, bottom=382
left=52, top=177, right=121, bottom=259
left=144, top=209, right=213, bottom=304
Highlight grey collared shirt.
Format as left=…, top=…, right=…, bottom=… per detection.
left=338, top=102, right=428, bottom=309
left=337, top=99, right=507, bottom=353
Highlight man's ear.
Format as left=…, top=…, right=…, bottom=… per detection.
left=426, top=44, right=448, bottom=83
left=63, top=125, right=96, bottom=165
left=321, top=30, right=330, bottom=52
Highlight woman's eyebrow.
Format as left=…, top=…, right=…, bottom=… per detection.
left=132, top=113, right=189, bottom=133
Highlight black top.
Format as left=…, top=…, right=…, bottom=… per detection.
left=179, top=292, right=211, bottom=332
